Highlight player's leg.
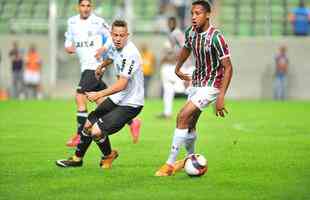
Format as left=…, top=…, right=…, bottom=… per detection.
left=156, top=87, right=219, bottom=176
left=173, top=111, right=201, bottom=172
left=158, top=64, right=175, bottom=118
left=161, top=81, right=175, bottom=118
left=185, top=110, right=201, bottom=155
left=55, top=120, right=92, bottom=168
left=66, top=92, right=88, bottom=147
left=89, top=123, right=117, bottom=169
left=127, top=117, right=141, bottom=144
left=155, top=101, right=200, bottom=176
left=56, top=98, right=117, bottom=167
left=166, top=102, right=200, bottom=165
left=67, top=70, right=106, bottom=147
left=74, top=119, right=93, bottom=159
left=92, top=105, right=143, bottom=168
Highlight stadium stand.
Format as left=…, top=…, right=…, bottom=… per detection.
left=219, top=0, right=308, bottom=36
left=0, top=0, right=308, bottom=35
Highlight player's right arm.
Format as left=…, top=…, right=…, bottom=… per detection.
left=64, top=18, right=75, bottom=54
left=175, top=27, right=192, bottom=81
left=95, top=58, right=113, bottom=79
left=95, top=18, right=113, bottom=60
left=175, top=47, right=191, bottom=81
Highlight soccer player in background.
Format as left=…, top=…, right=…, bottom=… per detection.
left=56, top=20, right=144, bottom=168
left=64, top=0, right=141, bottom=147
left=155, top=0, right=233, bottom=176
left=158, top=16, right=194, bottom=119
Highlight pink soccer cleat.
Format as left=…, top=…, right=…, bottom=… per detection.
left=66, top=134, right=80, bottom=147
left=129, top=118, right=141, bottom=144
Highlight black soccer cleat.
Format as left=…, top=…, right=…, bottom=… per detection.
left=55, top=157, right=83, bottom=168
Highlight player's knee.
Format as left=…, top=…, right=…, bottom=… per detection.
left=188, top=120, right=197, bottom=131
left=84, top=120, right=92, bottom=129
left=91, top=125, right=102, bottom=137
left=177, top=111, right=189, bottom=125
left=76, top=94, right=87, bottom=107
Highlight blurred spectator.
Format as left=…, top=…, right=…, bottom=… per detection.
left=167, top=16, right=193, bottom=85
left=154, top=4, right=169, bottom=33
left=158, top=42, right=177, bottom=119
left=274, top=45, right=289, bottom=100
left=160, top=0, right=170, bottom=9
left=140, top=43, right=156, bottom=98
left=24, top=44, right=43, bottom=99
left=171, top=0, right=189, bottom=30
left=9, top=41, right=24, bottom=99
left=158, top=17, right=194, bottom=118
left=114, top=0, right=125, bottom=19
left=288, top=0, right=310, bottom=36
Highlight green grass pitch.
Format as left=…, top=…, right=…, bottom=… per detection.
left=0, top=99, right=309, bottom=200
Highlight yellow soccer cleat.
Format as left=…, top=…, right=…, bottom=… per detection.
left=155, top=164, right=175, bottom=176
left=100, top=150, right=119, bottom=169
left=173, top=159, right=185, bottom=172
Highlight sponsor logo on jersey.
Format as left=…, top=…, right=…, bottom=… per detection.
left=128, top=60, right=135, bottom=75
left=75, top=41, right=95, bottom=48
left=121, top=59, right=126, bottom=72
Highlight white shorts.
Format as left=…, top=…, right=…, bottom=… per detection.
left=187, top=87, right=219, bottom=110
left=161, top=64, right=185, bottom=93
left=24, top=70, right=40, bottom=85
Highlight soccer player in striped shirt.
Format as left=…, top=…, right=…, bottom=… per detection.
left=155, top=0, right=233, bottom=176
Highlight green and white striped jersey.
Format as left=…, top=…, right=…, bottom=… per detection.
left=184, top=26, right=230, bottom=88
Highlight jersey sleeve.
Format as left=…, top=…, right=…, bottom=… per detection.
left=212, top=31, right=230, bottom=60
left=118, top=54, right=139, bottom=79
left=99, top=19, right=113, bottom=53
left=101, top=34, right=113, bottom=59
left=184, top=27, right=192, bottom=50
left=106, top=46, right=115, bottom=60
left=64, top=19, right=74, bottom=48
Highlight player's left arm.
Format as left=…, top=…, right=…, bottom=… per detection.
left=213, top=32, right=233, bottom=117
left=86, top=76, right=128, bottom=101
left=216, top=57, right=233, bottom=117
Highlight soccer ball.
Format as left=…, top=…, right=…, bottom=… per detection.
left=184, top=154, right=208, bottom=177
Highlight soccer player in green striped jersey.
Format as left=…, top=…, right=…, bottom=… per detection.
left=155, top=0, right=233, bottom=176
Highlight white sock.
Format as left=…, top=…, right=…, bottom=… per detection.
left=185, top=131, right=197, bottom=156
left=166, top=128, right=188, bottom=165
left=163, top=82, right=175, bottom=116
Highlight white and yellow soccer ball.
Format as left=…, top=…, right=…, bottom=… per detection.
left=184, top=154, right=208, bottom=177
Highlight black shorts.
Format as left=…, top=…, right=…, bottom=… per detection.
left=88, top=98, right=143, bottom=135
left=77, top=70, right=107, bottom=94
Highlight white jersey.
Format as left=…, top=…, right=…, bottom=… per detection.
left=64, top=14, right=112, bottom=72
left=169, top=28, right=193, bottom=68
left=108, top=41, right=144, bottom=107
left=169, top=28, right=185, bottom=53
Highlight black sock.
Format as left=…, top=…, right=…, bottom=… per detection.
left=75, top=130, right=92, bottom=158
left=77, top=110, right=88, bottom=135
left=95, top=135, right=112, bottom=157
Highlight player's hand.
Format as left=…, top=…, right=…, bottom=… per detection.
left=85, top=91, right=102, bottom=102
left=175, top=69, right=191, bottom=81
left=95, top=65, right=106, bottom=80
left=95, top=46, right=107, bottom=60
left=215, top=95, right=228, bottom=117
left=65, top=46, right=76, bottom=54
